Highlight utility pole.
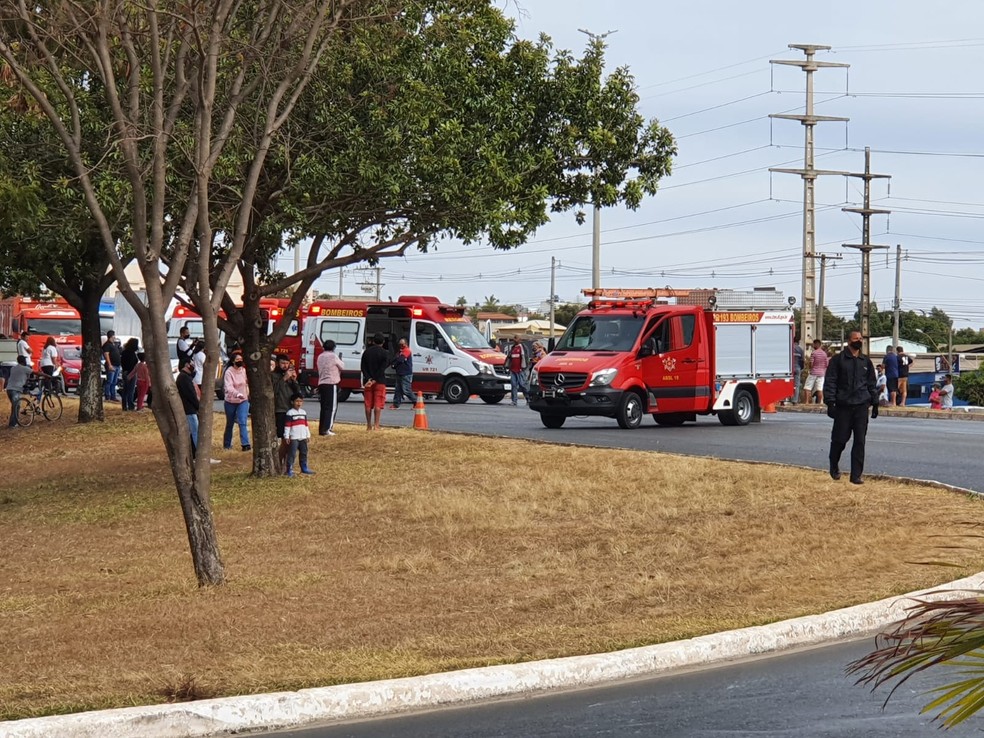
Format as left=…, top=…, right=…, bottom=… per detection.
left=549, top=256, right=557, bottom=346
left=816, top=252, right=842, bottom=341
left=892, top=244, right=903, bottom=348
left=578, top=28, right=617, bottom=291
left=842, top=147, right=891, bottom=357
left=770, top=44, right=850, bottom=349
left=337, top=268, right=343, bottom=298
left=374, top=266, right=383, bottom=302
left=355, top=266, right=384, bottom=301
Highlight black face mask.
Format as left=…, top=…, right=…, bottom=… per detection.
left=234, top=361, right=243, bottom=367
left=849, top=340, right=863, bottom=351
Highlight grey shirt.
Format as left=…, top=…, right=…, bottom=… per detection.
left=6, top=364, right=32, bottom=393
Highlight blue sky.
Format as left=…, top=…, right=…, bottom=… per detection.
left=300, top=1, right=984, bottom=329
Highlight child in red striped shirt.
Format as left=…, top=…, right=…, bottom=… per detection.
left=283, top=393, right=314, bottom=477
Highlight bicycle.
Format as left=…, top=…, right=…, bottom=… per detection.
left=15, top=368, right=65, bottom=427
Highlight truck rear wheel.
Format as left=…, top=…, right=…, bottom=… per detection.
left=540, top=413, right=566, bottom=429
left=616, top=391, right=644, bottom=429
left=337, top=388, right=351, bottom=403
left=443, top=377, right=469, bottom=404
left=718, top=387, right=755, bottom=426
left=481, top=392, right=505, bottom=404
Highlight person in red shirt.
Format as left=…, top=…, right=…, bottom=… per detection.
left=507, top=336, right=529, bottom=406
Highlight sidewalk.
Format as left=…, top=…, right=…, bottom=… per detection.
left=779, top=402, right=984, bottom=422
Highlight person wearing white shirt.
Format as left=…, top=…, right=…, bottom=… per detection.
left=940, top=374, right=955, bottom=410
left=39, top=336, right=60, bottom=377
left=16, top=331, right=32, bottom=364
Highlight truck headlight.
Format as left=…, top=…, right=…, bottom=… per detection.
left=529, top=367, right=539, bottom=386
left=64, top=367, right=80, bottom=375
left=589, top=368, right=618, bottom=387
left=472, top=361, right=493, bottom=375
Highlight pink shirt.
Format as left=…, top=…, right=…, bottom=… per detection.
left=223, top=365, right=249, bottom=403
left=317, top=350, right=344, bottom=385
left=809, top=348, right=828, bottom=377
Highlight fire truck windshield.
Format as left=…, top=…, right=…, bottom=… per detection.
left=555, top=315, right=644, bottom=352
left=26, top=318, right=82, bottom=336
left=441, top=321, right=491, bottom=349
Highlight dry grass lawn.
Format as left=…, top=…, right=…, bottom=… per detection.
left=1, top=399, right=982, bottom=720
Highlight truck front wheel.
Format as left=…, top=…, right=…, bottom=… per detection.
left=540, top=413, right=566, bottom=429
left=481, top=392, right=505, bottom=404
left=616, top=391, right=644, bottom=429
left=337, top=388, right=351, bottom=403
left=443, top=377, right=469, bottom=404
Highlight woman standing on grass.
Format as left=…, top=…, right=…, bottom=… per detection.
left=222, top=351, right=251, bottom=451
left=120, top=338, right=140, bottom=411
left=39, top=336, right=60, bottom=377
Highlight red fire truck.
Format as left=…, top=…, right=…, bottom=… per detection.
left=301, top=296, right=509, bottom=403
left=1, top=297, right=89, bottom=373
left=528, top=288, right=795, bottom=429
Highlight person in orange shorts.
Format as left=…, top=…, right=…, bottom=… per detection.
left=361, top=332, right=388, bottom=430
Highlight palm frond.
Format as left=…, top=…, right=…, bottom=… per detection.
left=848, top=591, right=984, bottom=727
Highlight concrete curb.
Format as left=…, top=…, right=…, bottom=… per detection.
left=779, top=404, right=984, bottom=421
left=4, top=572, right=984, bottom=738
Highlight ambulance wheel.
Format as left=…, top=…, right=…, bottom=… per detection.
left=443, top=377, right=469, bottom=404
left=654, top=413, right=686, bottom=426
left=616, top=391, right=644, bottom=429
left=540, top=413, right=566, bottom=429
left=337, top=389, right=351, bottom=403
left=481, top=392, right=505, bottom=404
left=718, top=388, right=755, bottom=426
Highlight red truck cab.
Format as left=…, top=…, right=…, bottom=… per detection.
left=529, top=289, right=794, bottom=429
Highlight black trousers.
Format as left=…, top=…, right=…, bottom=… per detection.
left=829, top=403, right=870, bottom=480
left=318, top=384, right=338, bottom=435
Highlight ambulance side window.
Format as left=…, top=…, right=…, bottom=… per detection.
left=416, top=322, right=436, bottom=350
left=319, top=320, right=359, bottom=347
left=416, top=323, right=453, bottom=354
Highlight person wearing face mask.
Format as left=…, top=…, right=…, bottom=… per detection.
left=823, top=331, right=879, bottom=484
left=222, top=350, right=251, bottom=451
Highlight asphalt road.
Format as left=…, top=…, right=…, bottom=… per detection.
left=238, top=397, right=984, bottom=737
left=325, top=397, right=984, bottom=493
left=269, top=639, right=978, bottom=737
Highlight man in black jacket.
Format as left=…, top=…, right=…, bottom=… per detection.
left=175, top=358, right=201, bottom=456
left=823, top=330, right=879, bottom=484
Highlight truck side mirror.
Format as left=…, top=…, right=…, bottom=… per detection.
left=639, top=337, right=657, bottom=358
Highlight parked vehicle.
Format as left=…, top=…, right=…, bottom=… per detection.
left=301, top=296, right=509, bottom=404
left=528, top=288, right=795, bottom=429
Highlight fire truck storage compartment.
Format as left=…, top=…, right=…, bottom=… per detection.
left=714, top=322, right=791, bottom=378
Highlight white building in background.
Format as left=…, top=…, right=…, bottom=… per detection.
left=104, top=262, right=247, bottom=302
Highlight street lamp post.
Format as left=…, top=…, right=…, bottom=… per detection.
left=916, top=328, right=949, bottom=371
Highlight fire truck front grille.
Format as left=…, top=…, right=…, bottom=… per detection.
left=494, top=364, right=510, bottom=378
left=538, top=372, right=588, bottom=390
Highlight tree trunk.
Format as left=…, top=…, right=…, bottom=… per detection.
left=242, top=297, right=281, bottom=477
left=77, top=297, right=105, bottom=423
left=144, top=330, right=226, bottom=586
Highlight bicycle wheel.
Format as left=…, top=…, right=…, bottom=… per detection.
left=15, top=397, right=35, bottom=427
left=41, top=392, right=63, bottom=421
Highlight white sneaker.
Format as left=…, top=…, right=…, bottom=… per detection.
left=327, top=430, right=337, bottom=436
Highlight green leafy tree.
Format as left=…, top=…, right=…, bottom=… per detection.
left=954, top=370, right=984, bottom=405
left=208, top=1, right=676, bottom=476
left=0, top=96, right=130, bottom=422
left=553, top=302, right=586, bottom=327
left=0, top=0, right=377, bottom=585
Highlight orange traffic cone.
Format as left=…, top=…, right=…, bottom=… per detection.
left=763, top=401, right=777, bottom=414
left=413, top=392, right=429, bottom=430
